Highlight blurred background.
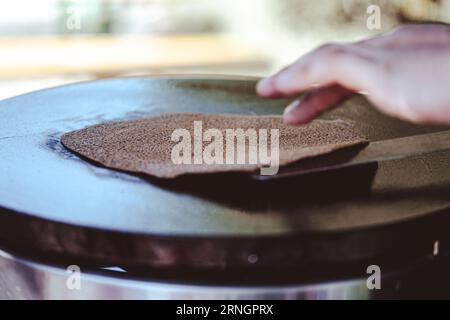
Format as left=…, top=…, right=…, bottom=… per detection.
left=1, top=0, right=450, bottom=100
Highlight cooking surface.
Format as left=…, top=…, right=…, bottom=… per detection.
left=1, top=76, right=450, bottom=269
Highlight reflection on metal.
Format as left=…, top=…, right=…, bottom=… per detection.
left=0, top=250, right=370, bottom=300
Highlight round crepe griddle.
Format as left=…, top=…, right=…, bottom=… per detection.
left=1, top=75, right=450, bottom=274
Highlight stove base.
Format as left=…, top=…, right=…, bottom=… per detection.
left=0, top=250, right=372, bottom=300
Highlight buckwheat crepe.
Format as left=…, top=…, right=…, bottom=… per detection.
left=61, top=113, right=367, bottom=178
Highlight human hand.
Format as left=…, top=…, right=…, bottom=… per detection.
left=256, top=24, right=450, bottom=125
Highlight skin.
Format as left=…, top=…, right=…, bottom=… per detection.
left=256, top=24, right=450, bottom=125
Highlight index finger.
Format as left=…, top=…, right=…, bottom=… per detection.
left=256, top=43, right=378, bottom=98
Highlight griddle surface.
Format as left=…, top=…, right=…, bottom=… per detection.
left=1, top=76, right=450, bottom=270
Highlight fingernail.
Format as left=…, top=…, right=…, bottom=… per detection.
left=276, top=72, right=291, bottom=88
left=284, top=99, right=300, bottom=116
left=358, top=90, right=369, bottom=95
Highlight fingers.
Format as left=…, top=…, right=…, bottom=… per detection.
left=256, top=43, right=377, bottom=98
left=256, top=64, right=293, bottom=98
left=283, top=85, right=353, bottom=125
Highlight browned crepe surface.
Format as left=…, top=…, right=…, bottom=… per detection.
left=61, top=113, right=367, bottom=178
